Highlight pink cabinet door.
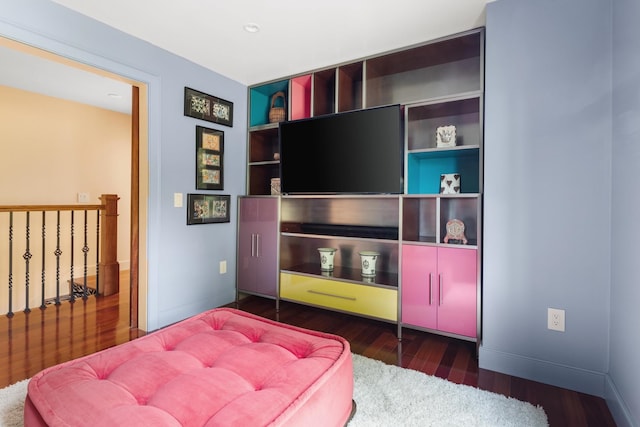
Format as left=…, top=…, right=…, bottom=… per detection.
left=436, top=247, right=477, bottom=338
left=237, top=197, right=279, bottom=297
left=401, top=245, right=437, bottom=329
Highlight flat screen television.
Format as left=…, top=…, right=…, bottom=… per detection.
left=279, top=104, right=404, bottom=194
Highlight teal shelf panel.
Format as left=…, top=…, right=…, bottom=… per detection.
left=407, top=148, right=479, bottom=194
left=250, top=80, right=289, bottom=127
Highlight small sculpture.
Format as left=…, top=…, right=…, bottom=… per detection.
left=440, top=173, right=461, bottom=194
left=436, top=125, right=457, bottom=148
left=270, top=178, right=281, bottom=195
left=444, top=219, right=468, bottom=244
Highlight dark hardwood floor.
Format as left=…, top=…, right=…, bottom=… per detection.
left=230, top=296, right=617, bottom=427
left=1, top=285, right=617, bottom=427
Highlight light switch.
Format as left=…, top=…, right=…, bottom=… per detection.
left=174, top=193, right=183, bottom=208
left=77, top=192, right=90, bottom=203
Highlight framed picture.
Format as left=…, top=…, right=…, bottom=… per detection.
left=196, top=126, right=224, bottom=190
left=184, top=87, right=233, bottom=127
left=187, top=194, right=231, bottom=225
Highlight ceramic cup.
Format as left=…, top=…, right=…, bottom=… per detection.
left=359, top=251, right=380, bottom=277
left=318, top=248, right=337, bottom=271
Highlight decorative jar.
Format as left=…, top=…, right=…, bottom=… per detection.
left=318, top=248, right=337, bottom=271
left=359, top=251, right=380, bottom=277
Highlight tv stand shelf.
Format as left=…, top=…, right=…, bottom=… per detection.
left=282, top=263, right=399, bottom=288
left=281, top=222, right=399, bottom=240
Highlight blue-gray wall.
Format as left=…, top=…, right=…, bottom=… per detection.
left=610, top=0, right=640, bottom=425
left=485, top=0, right=638, bottom=425
left=0, top=0, right=247, bottom=331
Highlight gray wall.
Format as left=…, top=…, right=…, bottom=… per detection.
left=483, top=0, right=612, bottom=397
left=610, top=0, right=640, bottom=425
left=485, top=0, right=639, bottom=425
left=0, top=0, right=247, bottom=331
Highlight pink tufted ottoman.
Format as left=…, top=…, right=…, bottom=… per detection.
left=24, top=308, right=354, bottom=426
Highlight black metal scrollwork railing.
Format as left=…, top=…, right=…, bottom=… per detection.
left=0, top=195, right=118, bottom=317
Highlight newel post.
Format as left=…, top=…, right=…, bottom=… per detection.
left=99, top=194, right=120, bottom=296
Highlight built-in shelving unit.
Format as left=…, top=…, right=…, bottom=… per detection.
left=240, top=28, right=484, bottom=342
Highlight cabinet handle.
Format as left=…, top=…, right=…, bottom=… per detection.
left=439, top=274, right=443, bottom=306
left=307, top=289, right=356, bottom=301
left=250, top=234, right=255, bottom=257
left=429, top=273, right=433, bottom=306
left=255, top=234, right=260, bottom=258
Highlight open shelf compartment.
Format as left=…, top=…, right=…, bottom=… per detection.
left=439, top=196, right=479, bottom=247
left=407, top=148, right=480, bottom=194
left=280, top=235, right=399, bottom=287
left=290, top=74, right=312, bottom=120
left=365, top=31, right=483, bottom=107
left=407, top=96, right=482, bottom=151
left=249, top=126, right=279, bottom=163
left=402, top=196, right=437, bottom=243
left=250, top=79, right=289, bottom=127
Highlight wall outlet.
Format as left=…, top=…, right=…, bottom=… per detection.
left=548, top=308, right=565, bottom=332
left=219, top=260, right=227, bottom=274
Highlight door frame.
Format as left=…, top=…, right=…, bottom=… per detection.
left=0, top=36, right=147, bottom=329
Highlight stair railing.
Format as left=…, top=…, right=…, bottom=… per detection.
left=0, top=194, right=119, bottom=317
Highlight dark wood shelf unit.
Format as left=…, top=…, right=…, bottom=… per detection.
left=313, top=68, right=337, bottom=116
left=338, top=62, right=363, bottom=112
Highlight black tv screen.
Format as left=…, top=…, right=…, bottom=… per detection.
left=279, top=105, right=404, bottom=194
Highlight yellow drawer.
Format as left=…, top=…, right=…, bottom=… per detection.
left=280, top=272, right=397, bottom=321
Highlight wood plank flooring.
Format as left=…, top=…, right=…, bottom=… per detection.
left=0, top=270, right=144, bottom=387
left=0, top=286, right=617, bottom=426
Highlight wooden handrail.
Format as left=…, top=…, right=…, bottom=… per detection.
left=0, top=204, right=105, bottom=212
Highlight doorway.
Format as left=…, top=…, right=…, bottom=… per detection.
left=0, top=36, right=148, bottom=329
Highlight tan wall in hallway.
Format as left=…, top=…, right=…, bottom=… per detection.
left=0, top=85, right=131, bottom=280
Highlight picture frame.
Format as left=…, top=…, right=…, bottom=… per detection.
left=196, top=125, right=224, bottom=190
left=184, top=87, right=233, bottom=127
left=187, top=194, right=231, bottom=225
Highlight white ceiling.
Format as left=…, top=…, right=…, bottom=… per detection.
left=0, top=44, right=132, bottom=114
left=1, top=1, right=490, bottom=113
left=51, top=0, right=489, bottom=85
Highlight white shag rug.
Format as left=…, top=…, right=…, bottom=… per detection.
left=0, top=379, right=27, bottom=427
left=0, top=354, right=548, bottom=427
left=349, top=354, right=548, bottom=427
